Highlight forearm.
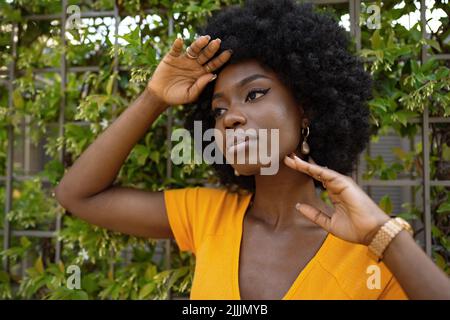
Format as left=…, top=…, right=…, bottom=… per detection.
left=55, top=87, right=168, bottom=201
left=382, top=229, right=450, bottom=299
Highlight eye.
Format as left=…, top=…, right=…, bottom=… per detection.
left=211, top=88, right=271, bottom=119
left=211, top=108, right=226, bottom=119
left=245, top=88, right=270, bottom=102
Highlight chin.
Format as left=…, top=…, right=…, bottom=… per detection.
left=222, top=147, right=284, bottom=176
left=231, top=161, right=281, bottom=176
left=231, top=164, right=260, bottom=176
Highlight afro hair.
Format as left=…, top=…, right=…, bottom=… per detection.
left=184, top=0, right=373, bottom=193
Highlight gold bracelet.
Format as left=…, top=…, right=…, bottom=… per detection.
left=393, top=217, right=414, bottom=236
left=367, top=217, right=413, bottom=262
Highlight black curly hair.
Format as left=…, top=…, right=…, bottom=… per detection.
left=184, top=0, right=373, bottom=193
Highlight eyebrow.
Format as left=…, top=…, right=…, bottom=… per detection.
left=212, top=74, right=271, bottom=101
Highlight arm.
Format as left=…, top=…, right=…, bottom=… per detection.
left=55, top=88, right=167, bottom=201
left=283, top=153, right=450, bottom=300
left=382, top=229, right=450, bottom=300
left=55, top=35, right=231, bottom=238
left=54, top=88, right=173, bottom=238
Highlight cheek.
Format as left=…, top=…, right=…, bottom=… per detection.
left=278, top=121, right=301, bottom=153
left=213, top=126, right=226, bottom=155
left=264, top=106, right=302, bottom=153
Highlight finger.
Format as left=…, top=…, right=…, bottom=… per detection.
left=295, top=203, right=331, bottom=232
left=327, top=191, right=344, bottom=209
left=168, top=37, right=184, bottom=58
left=290, top=154, right=337, bottom=185
left=187, top=35, right=211, bottom=56
left=187, top=73, right=218, bottom=101
left=309, top=157, right=317, bottom=165
left=308, top=157, right=328, bottom=169
left=283, top=154, right=296, bottom=168
left=308, top=157, right=329, bottom=188
left=202, top=50, right=233, bottom=73
left=196, top=38, right=221, bottom=65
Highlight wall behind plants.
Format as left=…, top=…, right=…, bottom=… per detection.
left=0, top=0, right=449, bottom=300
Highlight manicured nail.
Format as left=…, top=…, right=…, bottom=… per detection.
left=284, top=155, right=294, bottom=165
left=209, top=74, right=217, bottom=82
left=204, top=35, right=211, bottom=40
left=295, top=203, right=302, bottom=210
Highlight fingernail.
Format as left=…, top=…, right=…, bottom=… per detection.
left=205, top=35, right=211, bottom=40
left=228, top=49, right=233, bottom=54
left=295, top=203, right=301, bottom=210
left=209, top=74, right=217, bottom=82
left=215, top=38, right=221, bottom=42
left=284, top=155, right=294, bottom=165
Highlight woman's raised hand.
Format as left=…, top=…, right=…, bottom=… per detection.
left=284, top=153, right=391, bottom=246
left=147, top=35, right=233, bottom=106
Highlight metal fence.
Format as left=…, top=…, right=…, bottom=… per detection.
left=1, top=0, right=449, bottom=299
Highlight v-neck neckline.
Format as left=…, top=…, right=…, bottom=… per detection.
left=233, top=192, right=332, bottom=300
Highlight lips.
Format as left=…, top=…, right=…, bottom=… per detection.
left=226, top=136, right=257, bottom=154
left=228, top=136, right=247, bottom=151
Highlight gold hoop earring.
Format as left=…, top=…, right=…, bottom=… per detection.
left=300, top=126, right=310, bottom=155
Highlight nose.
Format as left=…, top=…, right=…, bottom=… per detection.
left=223, top=107, right=246, bottom=130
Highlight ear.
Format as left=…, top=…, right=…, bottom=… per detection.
left=302, top=117, right=309, bottom=128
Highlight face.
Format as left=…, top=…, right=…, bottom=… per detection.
left=211, top=59, right=306, bottom=176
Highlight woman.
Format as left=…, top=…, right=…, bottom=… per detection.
left=55, top=0, right=450, bottom=299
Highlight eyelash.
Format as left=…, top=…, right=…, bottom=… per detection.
left=212, top=88, right=271, bottom=119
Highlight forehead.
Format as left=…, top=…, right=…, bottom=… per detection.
left=213, top=59, right=276, bottom=92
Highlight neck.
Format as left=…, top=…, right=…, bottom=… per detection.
left=248, top=159, right=324, bottom=232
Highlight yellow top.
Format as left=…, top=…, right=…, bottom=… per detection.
left=164, top=186, right=408, bottom=300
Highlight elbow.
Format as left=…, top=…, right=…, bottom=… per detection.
left=53, top=183, right=73, bottom=211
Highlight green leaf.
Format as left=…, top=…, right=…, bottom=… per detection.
left=433, top=252, right=446, bottom=270
left=133, top=144, right=150, bottom=166
left=396, top=212, right=418, bottom=221
left=379, top=195, right=393, bottom=214
left=410, top=60, right=419, bottom=74
left=149, top=150, right=160, bottom=164
left=370, top=29, right=384, bottom=50
left=138, top=282, right=156, bottom=299
left=34, top=256, right=44, bottom=274
left=12, top=89, right=24, bottom=109
left=431, top=225, right=442, bottom=238
left=20, top=236, right=31, bottom=248
left=71, top=290, right=89, bottom=300
left=425, top=39, right=441, bottom=52
left=437, top=202, right=450, bottom=215
left=144, top=265, right=157, bottom=281
left=0, top=271, right=10, bottom=283
left=392, top=110, right=418, bottom=126
left=81, top=274, right=99, bottom=294
left=106, top=72, right=118, bottom=96
left=41, top=160, right=65, bottom=185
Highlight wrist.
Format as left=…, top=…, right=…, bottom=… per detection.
left=144, top=85, right=168, bottom=113
left=362, top=214, right=390, bottom=246
left=367, top=217, right=413, bottom=262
